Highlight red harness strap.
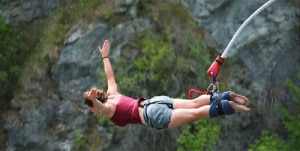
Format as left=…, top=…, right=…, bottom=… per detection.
left=188, top=88, right=211, bottom=99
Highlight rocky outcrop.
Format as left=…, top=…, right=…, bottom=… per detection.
left=0, top=0, right=57, bottom=23
left=1, top=0, right=299, bottom=151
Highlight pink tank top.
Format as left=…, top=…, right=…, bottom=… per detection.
left=109, top=95, right=145, bottom=126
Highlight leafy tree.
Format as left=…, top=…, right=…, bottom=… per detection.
left=0, top=16, right=32, bottom=108
left=177, top=119, right=220, bottom=151
left=248, top=131, right=291, bottom=151
left=0, top=15, right=14, bottom=98
left=276, top=79, right=300, bottom=149
left=75, top=130, right=85, bottom=149
left=0, top=13, right=45, bottom=97
left=249, top=77, right=300, bottom=151
left=113, top=30, right=176, bottom=97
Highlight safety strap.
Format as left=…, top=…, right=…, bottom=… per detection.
left=144, top=101, right=173, bottom=109
left=210, top=92, right=225, bottom=115
left=189, top=89, right=211, bottom=99
left=210, top=92, right=222, bottom=104
left=215, top=100, right=224, bottom=115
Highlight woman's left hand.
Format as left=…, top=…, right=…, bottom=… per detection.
left=84, top=88, right=98, bottom=101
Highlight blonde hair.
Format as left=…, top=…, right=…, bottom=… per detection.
left=83, top=87, right=108, bottom=107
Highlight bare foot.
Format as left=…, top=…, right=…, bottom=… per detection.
left=230, top=92, right=249, bottom=105
left=229, top=101, right=250, bottom=111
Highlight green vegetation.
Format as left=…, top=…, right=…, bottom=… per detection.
left=120, top=30, right=175, bottom=96
left=249, top=77, right=300, bottom=151
left=177, top=119, right=220, bottom=151
left=97, top=115, right=116, bottom=133
left=114, top=29, right=211, bottom=97
left=0, top=15, right=15, bottom=101
left=281, top=79, right=300, bottom=149
left=136, top=0, right=157, bottom=16
left=75, top=130, right=85, bottom=149
left=249, top=131, right=291, bottom=151
left=111, top=1, right=212, bottom=97
left=20, top=0, right=120, bottom=88
left=0, top=15, right=38, bottom=106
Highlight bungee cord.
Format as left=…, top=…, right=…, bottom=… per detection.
left=189, top=0, right=277, bottom=98
left=221, top=0, right=277, bottom=58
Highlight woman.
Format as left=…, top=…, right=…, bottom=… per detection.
left=84, top=40, right=250, bottom=129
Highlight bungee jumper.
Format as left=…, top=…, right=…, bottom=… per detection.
left=83, top=0, right=276, bottom=129
left=83, top=40, right=249, bottom=129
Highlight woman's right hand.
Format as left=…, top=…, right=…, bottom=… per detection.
left=84, top=88, right=97, bottom=101
left=84, top=89, right=102, bottom=114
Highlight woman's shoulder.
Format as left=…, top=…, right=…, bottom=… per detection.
left=108, top=92, right=122, bottom=98
left=106, top=93, right=122, bottom=104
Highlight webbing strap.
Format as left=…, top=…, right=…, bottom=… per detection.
left=215, top=100, right=224, bottom=115
left=189, top=88, right=211, bottom=99
left=144, top=101, right=173, bottom=109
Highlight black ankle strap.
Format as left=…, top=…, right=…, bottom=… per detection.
left=210, top=92, right=222, bottom=103
left=215, top=100, right=224, bottom=115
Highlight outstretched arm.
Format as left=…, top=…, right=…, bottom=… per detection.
left=98, top=40, right=118, bottom=95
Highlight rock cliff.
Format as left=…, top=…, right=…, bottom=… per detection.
left=1, top=0, right=299, bottom=151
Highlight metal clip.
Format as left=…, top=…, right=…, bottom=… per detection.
left=207, top=82, right=219, bottom=93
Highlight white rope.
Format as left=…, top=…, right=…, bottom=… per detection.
left=221, top=0, right=277, bottom=58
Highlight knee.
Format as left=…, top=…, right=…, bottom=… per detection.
left=192, top=95, right=210, bottom=105
left=186, top=99, right=201, bottom=108
left=194, top=106, right=210, bottom=118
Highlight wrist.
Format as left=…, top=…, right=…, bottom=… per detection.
left=102, top=56, right=109, bottom=59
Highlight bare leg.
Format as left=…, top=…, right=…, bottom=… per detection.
left=173, top=91, right=250, bottom=110
left=173, top=94, right=210, bottom=109
left=168, top=105, right=210, bottom=128
left=168, top=101, right=250, bottom=128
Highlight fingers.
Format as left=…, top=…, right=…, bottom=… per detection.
left=84, top=91, right=95, bottom=101
left=97, top=40, right=111, bottom=61
left=84, top=88, right=97, bottom=96
left=103, top=40, right=110, bottom=47
left=84, top=92, right=89, bottom=97
left=91, top=88, right=97, bottom=94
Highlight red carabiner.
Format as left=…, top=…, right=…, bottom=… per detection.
left=206, top=55, right=224, bottom=78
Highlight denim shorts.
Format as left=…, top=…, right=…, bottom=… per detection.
left=143, top=96, right=174, bottom=129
